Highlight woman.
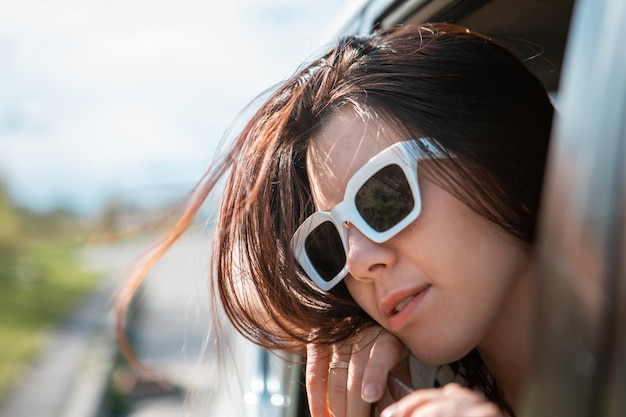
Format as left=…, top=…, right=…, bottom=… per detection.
left=118, top=23, right=554, bottom=417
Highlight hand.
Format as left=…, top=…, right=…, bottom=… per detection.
left=306, top=327, right=408, bottom=417
left=380, top=383, right=504, bottom=417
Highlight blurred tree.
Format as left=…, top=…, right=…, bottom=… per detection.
left=0, top=181, right=20, bottom=249
left=18, top=207, right=81, bottom=240
left=100, top=197, right=125, bottom=235
left=0, top=181, right=21, bottom=285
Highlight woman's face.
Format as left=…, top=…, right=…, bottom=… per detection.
left=307, top=107, right=533, bottom=366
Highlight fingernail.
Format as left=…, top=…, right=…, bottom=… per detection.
left=362, top=383, right=380, bottom=403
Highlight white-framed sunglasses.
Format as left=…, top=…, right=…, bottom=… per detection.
left=291, top=138, right=441, bottom=291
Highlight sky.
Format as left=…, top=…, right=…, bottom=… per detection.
left=0, top=0, right=359, bottom=214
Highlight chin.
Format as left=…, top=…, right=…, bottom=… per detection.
left=406, top=341, right=473, bottom=367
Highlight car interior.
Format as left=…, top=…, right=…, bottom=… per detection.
left=340, top=0, right=576, bottom=94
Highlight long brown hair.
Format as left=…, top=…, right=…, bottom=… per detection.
left=117, top=23, right=554, bottom=414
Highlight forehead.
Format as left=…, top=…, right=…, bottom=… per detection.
left=307, top=107, right=404, bottom=209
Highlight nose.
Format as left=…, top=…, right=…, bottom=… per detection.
left=345, top=226, right=397, bottom=281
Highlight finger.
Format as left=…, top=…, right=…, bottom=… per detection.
left=306, top=344, right=332, bottom=417
left=390, top=393, right=502, bottom=417
left=379, top=387, right=444, bottom=417
left=441, top=382, right=479, bottom=397
left=380, top=385, right=502, bottom=417
left=346, top=333, right=376, bottom=417
left=361, top=331, right=408, bottom=403
left=327, top=343, right=352, bottom=417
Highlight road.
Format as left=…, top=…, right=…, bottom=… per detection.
left=0, top=230, right=262, bottom=417
left=85, top=230, right=259, bottom=417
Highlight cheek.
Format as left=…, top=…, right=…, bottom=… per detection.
left=344, top=276, right=380, bottom=318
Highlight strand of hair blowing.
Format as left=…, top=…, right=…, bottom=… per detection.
left=114, top=50, right=370, bottom=367
left=212, top=67, right=372, bottom=350
left=114, top=150, right=235, bottom=373
left=113, top=52, right=358, bottom=370
left=117, top=24, right=552, bottom=416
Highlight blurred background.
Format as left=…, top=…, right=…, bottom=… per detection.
left=2, top=0, right=626, bottom=416
left=0, top=1, right=356, bottom=415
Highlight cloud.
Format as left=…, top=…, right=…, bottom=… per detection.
left=0, top=0, right=347, bottom=213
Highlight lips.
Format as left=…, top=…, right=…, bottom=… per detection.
left=381, top=284, right=430, bottom=330
left=381, top=284, right=430, bottom=317
left=394, top=295, right=415, bottom=313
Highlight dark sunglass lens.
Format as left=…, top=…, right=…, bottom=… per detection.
left=305, top=221, right=346, bottom=282
left=355, top=164, right=414, bottom=232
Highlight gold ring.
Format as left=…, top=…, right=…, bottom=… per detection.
left=328, top=361, right=350, bottom=371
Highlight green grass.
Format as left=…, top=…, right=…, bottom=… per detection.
left=0, top=241, right=100, bottom=394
